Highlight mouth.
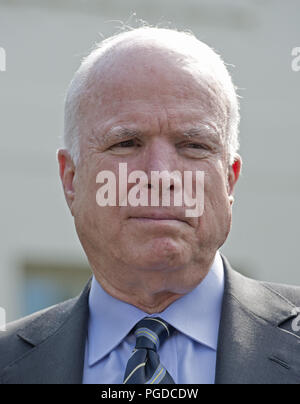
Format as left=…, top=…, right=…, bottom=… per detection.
left=128, top=210, right=190, bottom=225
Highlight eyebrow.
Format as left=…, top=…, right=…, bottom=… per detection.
left=100, top=123, right=220, bottom=145
left=182, top=125, right=220, bottom=140
left=101, top=127, right=141, bottom=144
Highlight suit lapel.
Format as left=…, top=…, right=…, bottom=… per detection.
left=1, top=279, right=91, bottom=384
left=216, top=257, right=300, bottom=384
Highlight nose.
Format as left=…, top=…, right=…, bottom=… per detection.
left=142, top=138, right=178, bottom=192
left=143, top=138, right=176, bottom=174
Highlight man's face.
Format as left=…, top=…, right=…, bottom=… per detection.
left=59, top=47, right=240, bottom=294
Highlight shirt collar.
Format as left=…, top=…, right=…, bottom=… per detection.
left=87, top=251, right=224, bottom=366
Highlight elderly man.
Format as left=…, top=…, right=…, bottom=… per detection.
left=1, top=27, right=300, bottom=385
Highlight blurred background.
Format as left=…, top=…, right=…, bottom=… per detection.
left=0, top=0, right=299, bottom=322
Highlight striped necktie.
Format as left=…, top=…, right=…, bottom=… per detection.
left=123, top=317, right=175, bottom=384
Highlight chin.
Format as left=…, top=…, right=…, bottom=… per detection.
left=132, top=238, right=190, bottom=271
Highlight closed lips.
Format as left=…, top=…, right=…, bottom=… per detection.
left=128, top=211, right=188, bottom=223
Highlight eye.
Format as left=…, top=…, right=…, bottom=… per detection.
left=185, top=143, right=208, bottom=150
left=111, top=139, right=137, bottom=148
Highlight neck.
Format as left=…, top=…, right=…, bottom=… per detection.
left=90, top=253, right=216, bottom=314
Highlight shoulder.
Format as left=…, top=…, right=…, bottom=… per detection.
left=0, top=296, right=78, bottom=339
left=221, top=254, right=300, bottom=326
left=262, top=280, right=300, bottom=309
left=0, top=276, right=92, bottom=379
left=0, top=297, right=78, bottom=371
left=222, top=254, right=300, bottom=306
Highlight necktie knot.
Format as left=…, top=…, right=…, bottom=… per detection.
left=133, top=317, right=172, bottom=352
left=123, top=317, right=175, bottom=384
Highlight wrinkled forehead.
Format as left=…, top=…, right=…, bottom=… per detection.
left=79, top=39, right=229, bottom=138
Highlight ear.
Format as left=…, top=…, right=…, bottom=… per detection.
left=57, top=149, right=76, bottom=215
left=227, top=154, right=242, bottom=205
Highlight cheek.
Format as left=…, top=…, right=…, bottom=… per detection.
left=73, top=166, right=96, bottom=213
left=205, top=173, right=228, bottom=208
left=191, top=160, right=229, bottom=210
left=203, top=159, right=229, bottom=202
left=72, top=164, right=108, bottom=231
left=195, top=163, right=231, bottom=236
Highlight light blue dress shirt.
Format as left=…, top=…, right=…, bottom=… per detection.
left=82, top=251, right=224, bottom=384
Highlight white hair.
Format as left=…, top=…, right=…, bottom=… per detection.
left=64, top=27, right=240, bottom=165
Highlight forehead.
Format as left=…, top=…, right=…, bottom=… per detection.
left=80, top=44, right=227, bottom=138
left=89, top=105, right=222, bottom=144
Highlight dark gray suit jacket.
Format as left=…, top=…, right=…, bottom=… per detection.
left=1, top=256, right=300, bottom=384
